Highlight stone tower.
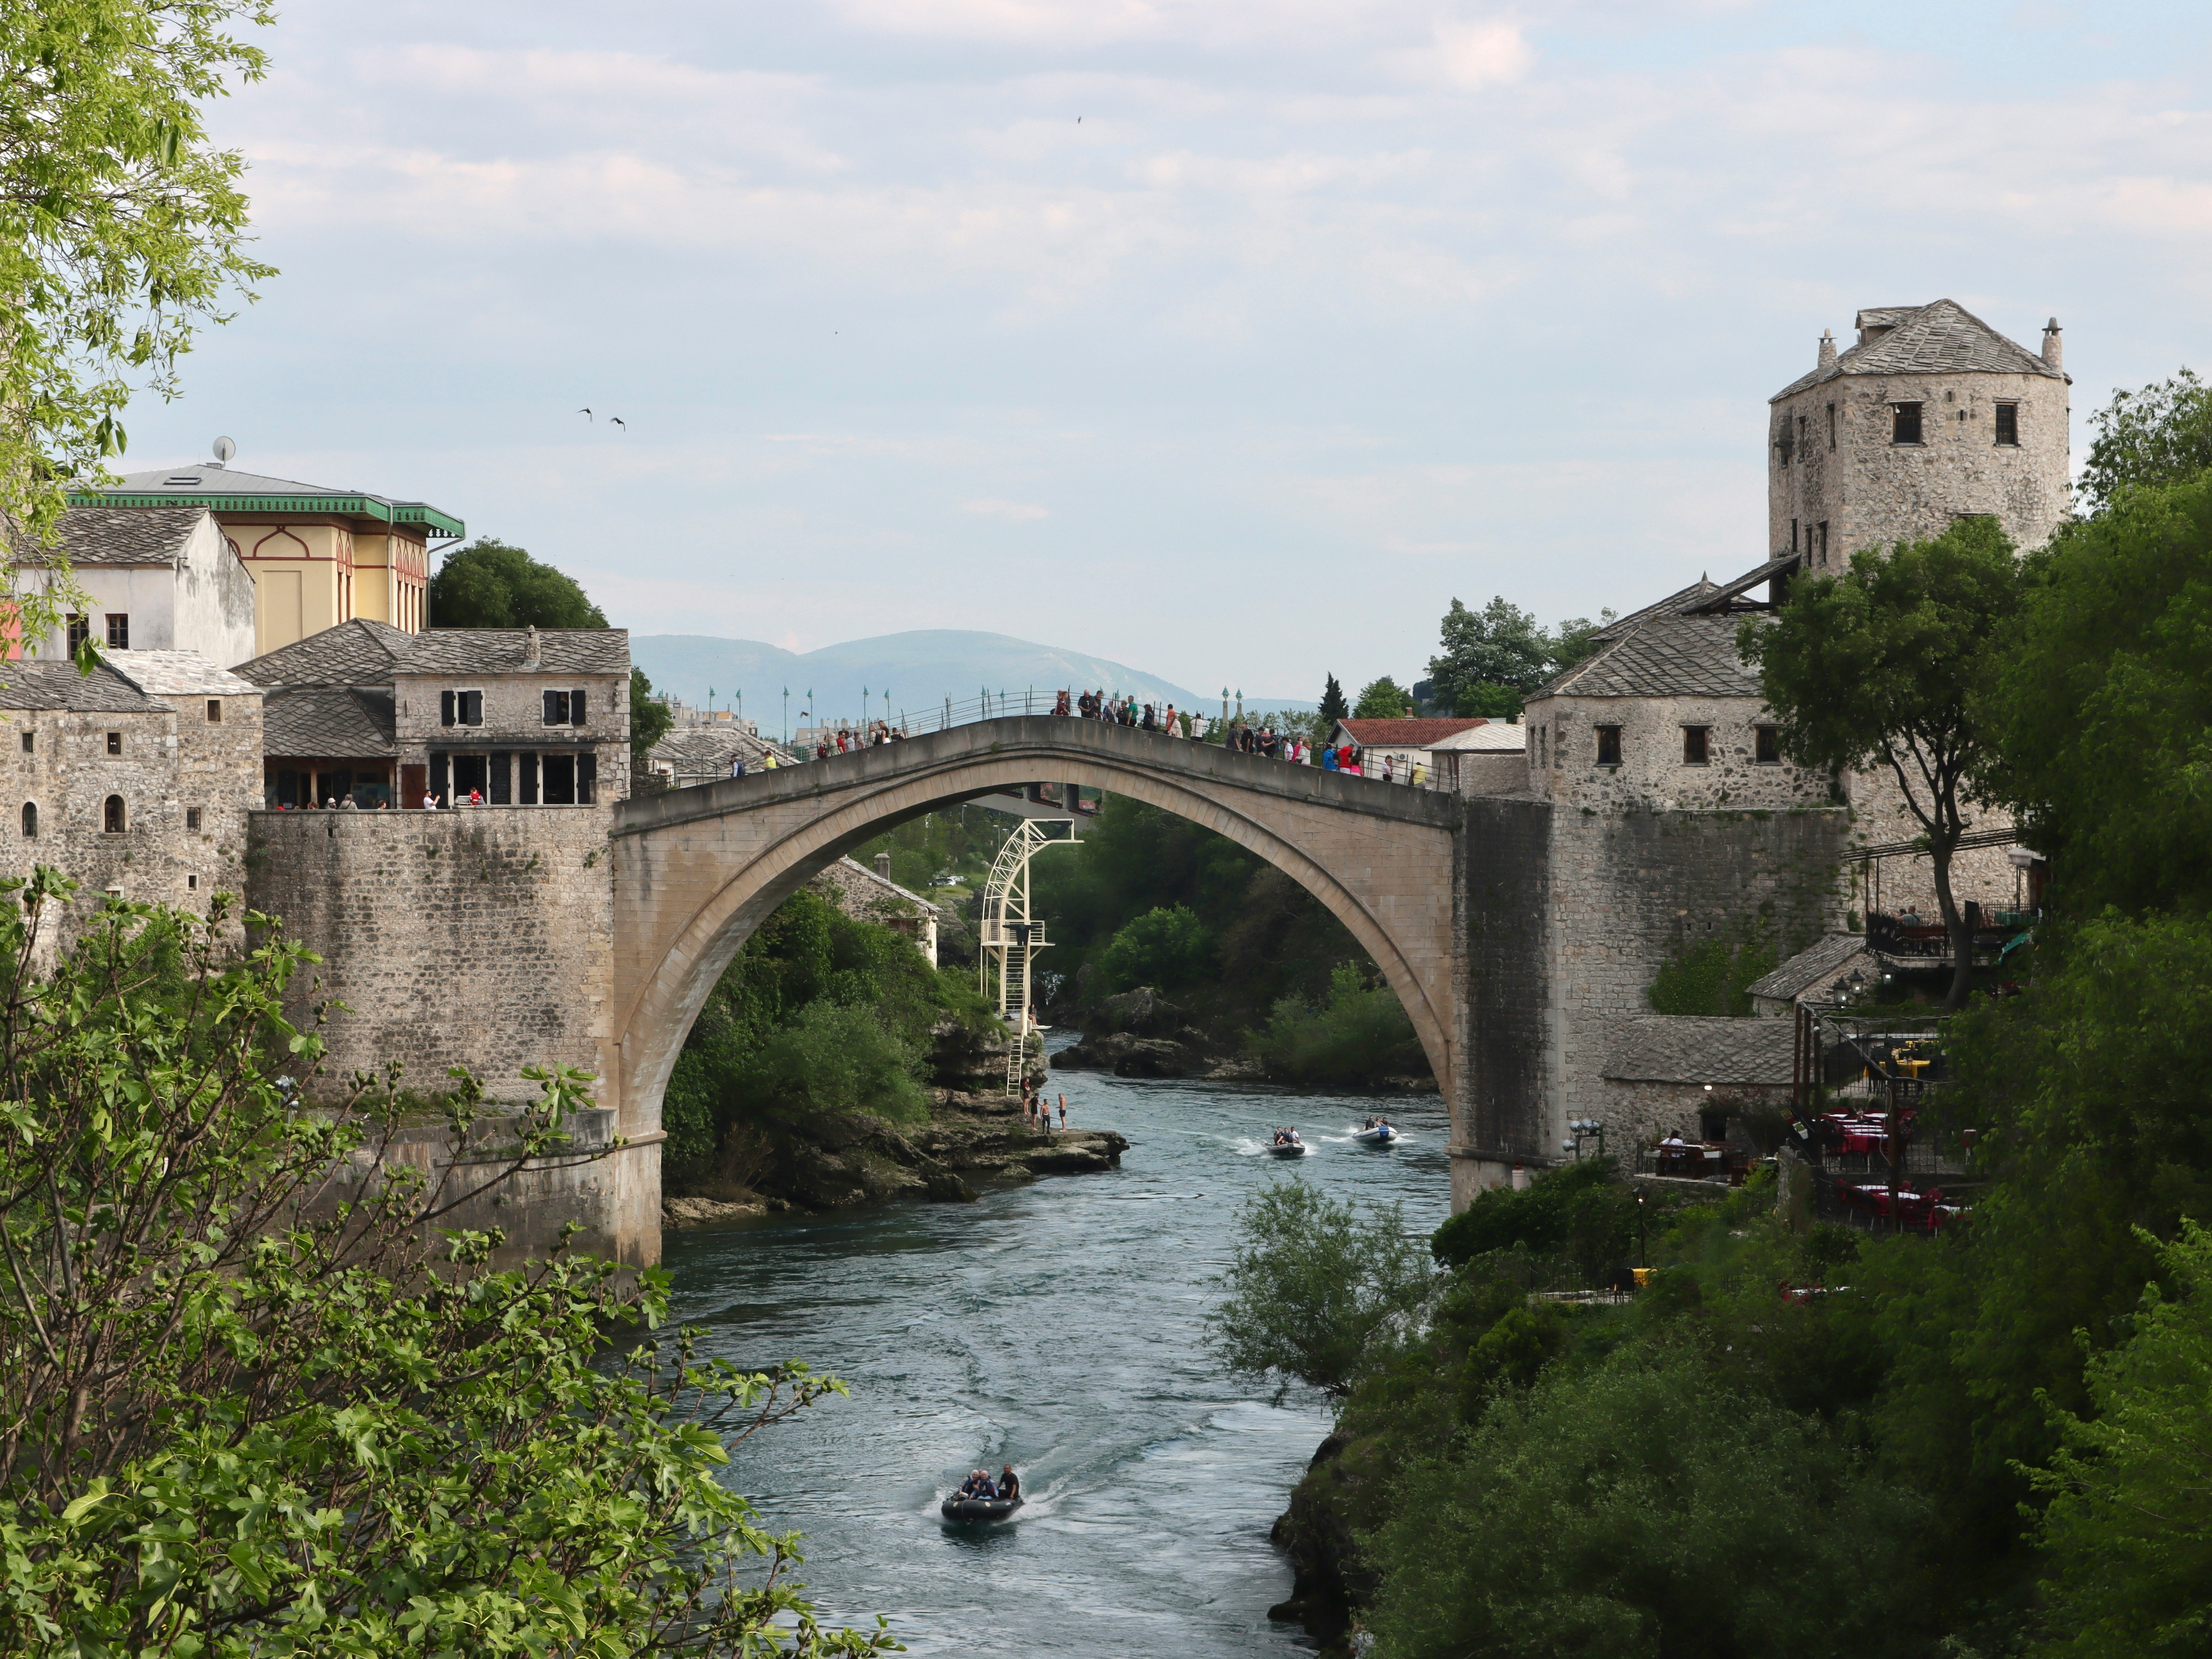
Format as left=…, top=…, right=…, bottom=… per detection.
left=1768, top=299, right=2070, bottom=568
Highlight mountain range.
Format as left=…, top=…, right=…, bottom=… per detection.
left=629, top=630, right=1313, bottom=731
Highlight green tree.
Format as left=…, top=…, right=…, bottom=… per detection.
left=1352, top=675, right=1412, bottom=719
left=1739, top=518, right=2023, bottom=1006
left=1364, top=1344, right=1927, bottom=1659
left=1451, top=681, right=1524, bottom=719
left=2031, top=1220, right=2212, bottom=1659
left=1248, top=961, right=1419, bottom=1085
left=1983, top=471, right=2212, bottom=918
left=428, top=537, right=610, bottom=629
left=0, top=0, right=275, bottom=541
left=1317, top=672, right=1350, bottom=725
left=1207, top=1179, right=1434, bottom=1397
left=0, top=873, right=891, bottom=1656
left=1099, top=903, right=1215, bottom=992
left=632, top=665, right=673, bottom=763
left=1550, top=608, right=1618, bottom=673
left=2077, top=367, right=2212, bottom=514
left=1426, top=596, right=1551, bottom=711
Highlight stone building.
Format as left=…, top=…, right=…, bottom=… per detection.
left=810, top=852, right=943, bottom=967
left=1768, top=299, right=2070, bottom=566
left=238, top=621, right=630, bottom=809
left=13, top=506, right=258, bottom=667
left=78, top=455, right=464, bottom=652
left=0, top=652, right=262, bottom=950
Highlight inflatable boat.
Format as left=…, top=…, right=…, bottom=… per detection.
left=1266, top=1137, right=1308, bottom=1157
left=941, top=1495, right=1023, bottom=1523
left=1353, top=1124, right=1399, bottom=1146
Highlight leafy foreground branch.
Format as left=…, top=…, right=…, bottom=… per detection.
left=0, top=870, right=895, bottom=1656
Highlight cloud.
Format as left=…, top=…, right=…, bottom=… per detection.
left=963, top=497, right=1050, bottom=520
left=1425, top=21, right=1535, bottom=88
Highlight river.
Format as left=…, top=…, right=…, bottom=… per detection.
left=666, top=1054, right=1455, bottom=1657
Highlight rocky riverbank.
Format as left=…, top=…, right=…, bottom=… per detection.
left=662, top=1086, right=1128, bottom=1228
left=1049, top=986, right=1436, bottom=1091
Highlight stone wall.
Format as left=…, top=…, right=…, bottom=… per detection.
left=1532, top=692, right=1835, bottom=814
left=1842, top=766, right=2024, bottom=920
left=245, top=803, right=656, bottom=1264
left=1770, top=367, right=2070, bottom=563
left=1456, top=795, right=1553, bottom=1204
left=1544, top=805, right=1849, bottom=1133
left=1, top=696, right=263, bottom=951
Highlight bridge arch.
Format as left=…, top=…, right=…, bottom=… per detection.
left=609, top=717, right=1464, bottom=1158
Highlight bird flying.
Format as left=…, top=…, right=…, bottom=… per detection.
left=610, top=417, right=626, bottom=430
left=578, top=408, right=592, bottom=421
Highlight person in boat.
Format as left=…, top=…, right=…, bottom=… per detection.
left=999, top=1464, right=1021, bottom=1501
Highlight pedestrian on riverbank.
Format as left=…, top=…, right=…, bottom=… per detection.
left=1058, top=1094, right=1067, bottom=1130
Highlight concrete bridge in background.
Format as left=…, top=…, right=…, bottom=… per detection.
left=608, top=715, right=1471, bottom=1193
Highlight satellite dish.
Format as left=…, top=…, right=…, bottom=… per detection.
left=211, top=436, right=236, bottom=465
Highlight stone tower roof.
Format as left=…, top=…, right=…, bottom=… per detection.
left=1770, top=299, right=2065, bottom=403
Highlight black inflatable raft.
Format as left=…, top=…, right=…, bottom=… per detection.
left=941, top=1495, right=1023, bottom=1522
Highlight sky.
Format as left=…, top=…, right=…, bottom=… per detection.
left=112, top=0, right=2212, bottom=701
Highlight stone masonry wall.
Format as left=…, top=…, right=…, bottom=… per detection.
left=1545, top=806, right=1850, bottom=1135
left=1770, top=368, right=2070, bottom=564
left=1457, top=795, right=1553, bottom=1204
left=245, top=805, right=618, bottom=1102
left=1532, top=692, right=1834, bottom=814
left=0, top=698, right=263, bottom=954
left=246, top=804, right=656, bottom=1265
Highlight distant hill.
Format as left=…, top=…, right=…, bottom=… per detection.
left=629, top=629, right=1309, bottom=730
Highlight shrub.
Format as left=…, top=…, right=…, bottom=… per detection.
left=1208, top=1178, right=1436, bottom=1398
left=1431, top=1156, right=1636, bottom=1285
left=1099, top=904, right=1215, bottom=992
left=745, top=1000, right=929, bottom=1124
left=1251, top=962, right=1420, bottom=1085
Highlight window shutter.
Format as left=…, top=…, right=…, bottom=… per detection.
left=544, top=689, right=561, bottom=726
left=441, top=690, right=456, bottom=727
left=571, top=689, right=586, bottom=726
left=520, top=752, right=540, bottom=805
left=578, top=752, right=597, bottom=804
left=430, top=754, right=448, bottom=799
left=464, top=691, right=483, bottom=725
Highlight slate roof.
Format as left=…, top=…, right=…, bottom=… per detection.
left=1592, top=577, right=1722, bottom=642
left=395, top=629, right=630, bottom=677
left=1338, top=717, right=1486, bottom=747
left=1745, top=934, right=1873, bottom=1004
left=18, top=506, right=212, bottom=566
left=1536, top=615, right=1763, bottom=700
left=109, top=464, right=365, bottom=497
left=651, top=727, right=794, bottom=771
left=1771, top=299, right=2064, bottom=402
left=236, top=619, right=412, bottom=689
left=1602, top=1016, right=1797, bottom=1086
left=0, top=661, right=169, bottom=713
left=1683, top=553, right=1800, bottom=615
left=262, top=686, right=397, bottom=759
left=110, top=652, right=260, bottom=699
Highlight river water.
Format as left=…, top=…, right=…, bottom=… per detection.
left=666, top=1058, right=1454, bottom=1657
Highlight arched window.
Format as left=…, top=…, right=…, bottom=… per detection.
left=102, top=795, right=125, bottom=834
left=19, top=802, right=34, bottom=839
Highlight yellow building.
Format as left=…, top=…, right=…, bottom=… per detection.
left=75, top=456, right=464, bottom=660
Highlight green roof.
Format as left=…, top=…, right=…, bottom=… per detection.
left=71, top=464, right=463, bottom=540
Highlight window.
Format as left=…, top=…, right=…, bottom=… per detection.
left=1755, top=725, right=1781, bottom=764
left=1818, top=522, right=1829, bottom=564
left=1827, top=402, right=1836, bottom=449
left=543, top=689, right=588, bottom=726
left=186, top=806, right=202, bottom=831
left=1682, top=726, right=1710, bottom=765
left=105, top=731, right=122, bottom=756
left=1892, top=402, right=1923, bottom=444
left=1994, top=402, right=2019, bottom=446
left=440, top=689, right=483, bottom=727
left=519, top=751, right=540, bottom=806
left=1791, top=519, right=1799, bottom=553
left=541, top=753, right=577, bottom=805
left=105, top=614, right=129, bottom=650
left=19, top=803, right=34, bottom=839
left=206, top=698, right=222, bottom=723
left=102, top=795, right=125, bottom=834
left=18, top=732, right=30, bottom=754
left=578, top=752, right=598, bottom=805
left=187, top=873, right=198, bottom=890
left=66, top=615, right=89, bottom=654
left=1595, top=725, right=1622, bottom=767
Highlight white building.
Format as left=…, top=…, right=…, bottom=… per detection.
left=16, top=507, right=257, bottom=668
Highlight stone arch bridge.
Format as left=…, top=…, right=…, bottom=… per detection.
left=611, top=717, right=1470, bottom=1185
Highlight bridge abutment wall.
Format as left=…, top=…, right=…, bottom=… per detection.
left=245, top=806, right=657, bottom=1267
